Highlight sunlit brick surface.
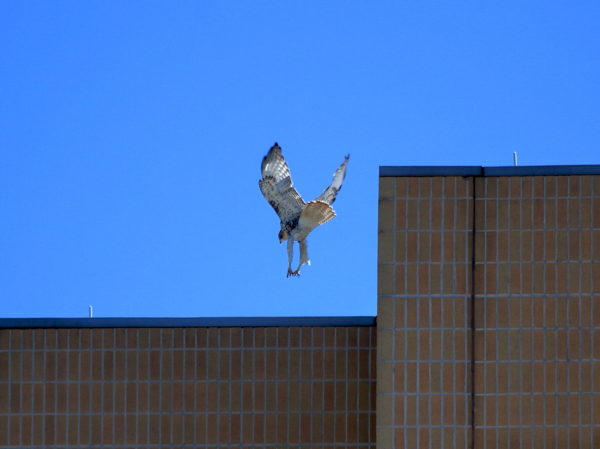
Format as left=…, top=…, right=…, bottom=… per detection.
left=378, top=176, right=474, bottom=449
left=378, top=173, right=600, bottom=449
left=0, top=326, right=376, bottom=448
left=473, top=176, right=600, bottom=449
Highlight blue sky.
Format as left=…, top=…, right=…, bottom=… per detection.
left=1, top=1, right=599, bottom=318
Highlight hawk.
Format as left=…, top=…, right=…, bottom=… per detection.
left=259, top=142, right=349, bottom=277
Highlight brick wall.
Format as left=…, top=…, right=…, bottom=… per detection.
left=377, top=173, right=600, bottom=449
left=377, top=176, right=474, bottom=448
left=0, top=326, right=376, bottom=448
left=473, top=176, right=600, bottom=448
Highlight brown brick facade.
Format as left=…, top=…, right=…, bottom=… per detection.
left=0, top=326, right=376, bottom=448
left=473, top=176, right=600, bottom=448
left=377, top=173, right=600, bottom=449
left=378, top=176, right=474, bottom=448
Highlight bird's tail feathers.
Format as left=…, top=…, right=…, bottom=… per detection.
left=300, top=201, right=336, bottom=230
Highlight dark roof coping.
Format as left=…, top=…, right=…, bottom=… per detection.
left=380, top=165, right=600, bottom=177
left=0, top=316, right=376, bottom=329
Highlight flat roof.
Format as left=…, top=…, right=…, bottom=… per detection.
left=380, top=164, right=600, bottom=177
left=0, top=316, right=376, bottom=329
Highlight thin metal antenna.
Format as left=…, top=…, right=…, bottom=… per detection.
left=88, top=305, right=93, bottom=318
left=513, top=152, right=518, bottom=167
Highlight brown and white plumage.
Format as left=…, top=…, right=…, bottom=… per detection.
left=259, top=142, right=349, bottom=277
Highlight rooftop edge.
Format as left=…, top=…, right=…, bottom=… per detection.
left=0, top=316, right=376, bottom=329
left=380, top=164, right=600, bottom=177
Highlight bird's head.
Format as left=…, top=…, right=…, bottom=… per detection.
left=278, top=228, right=288, bottom=243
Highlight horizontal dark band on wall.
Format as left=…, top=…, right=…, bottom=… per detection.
left=0, top=316, right=376, bottom=329
left=380, top=164, right=600, bottom=177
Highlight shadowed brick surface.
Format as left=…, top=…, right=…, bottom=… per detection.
left=0, top=326, right=376, bottom=448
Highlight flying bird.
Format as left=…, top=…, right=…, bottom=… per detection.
left=259, top=142, right=349, bottom=277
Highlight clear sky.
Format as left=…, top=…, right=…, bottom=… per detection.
left=1, top=1, right=599, bottom=318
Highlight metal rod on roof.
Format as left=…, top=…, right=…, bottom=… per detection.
left=88, top=305, right=93, bottom=318
left=513, top=152, right=518, bottom=166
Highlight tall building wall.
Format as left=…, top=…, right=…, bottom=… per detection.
left=377, top=175, right=474, bottom=448
left=473, top=175, right=600, bottom=448
left=377, top=168, right=600, bottom=449
left=0, top=323, right=376, bottom=448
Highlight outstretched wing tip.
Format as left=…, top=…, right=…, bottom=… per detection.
left=268, top=142, right=281, bottom=154
left=312, top=153, right=349, bottom=205
left=259, top=142, right=305, bottom=223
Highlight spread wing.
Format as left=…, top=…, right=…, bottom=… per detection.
left=259, top=142, right=305, bottom=223
left=313, top=154, right=349, bottom=205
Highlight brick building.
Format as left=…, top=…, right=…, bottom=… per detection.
left=0, top=318, right=376, bottom=448
left=377, top=166, right=600, bottom=448
left=1, top=165, right=599, bottom=448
